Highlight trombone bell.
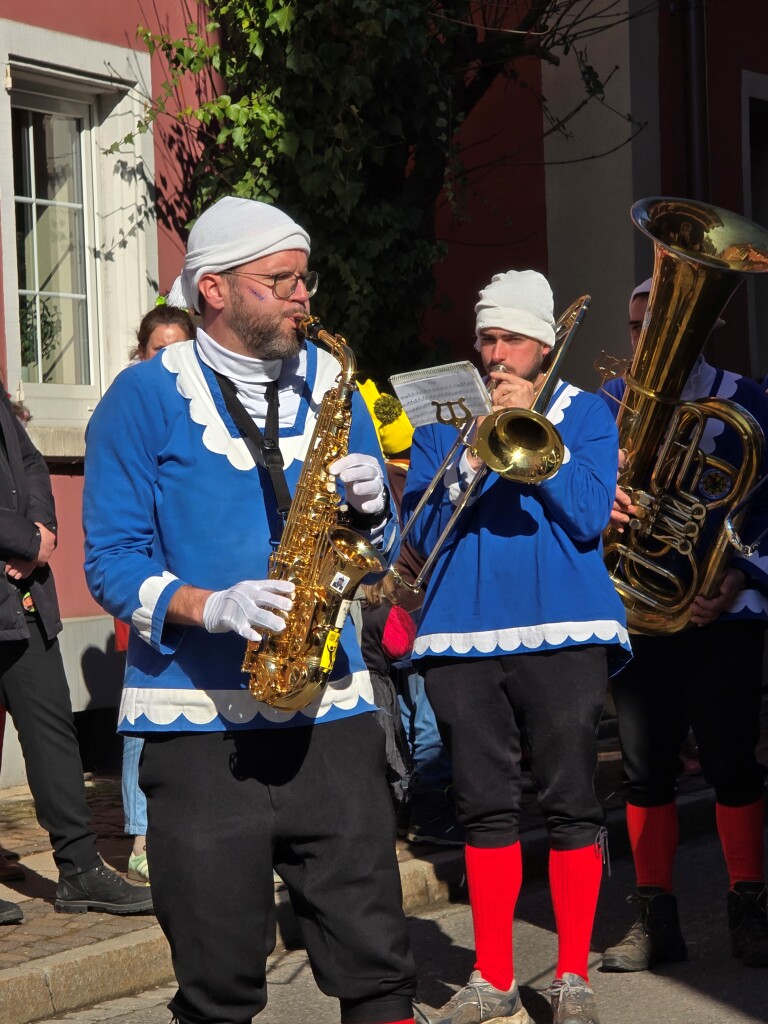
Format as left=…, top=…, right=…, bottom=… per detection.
left=475, top=408, right=564, bottom=483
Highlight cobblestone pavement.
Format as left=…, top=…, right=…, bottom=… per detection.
left=1, top=701, right=766, bottom=1024
left=0, top=718, right=708, bottom=968
left=0, top=778, right=156, bottom=969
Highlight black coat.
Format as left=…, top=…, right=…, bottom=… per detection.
left=0, top=386, right=61, bottom=641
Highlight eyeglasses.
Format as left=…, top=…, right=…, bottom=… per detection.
left=223, top=269, right=319, bottom=300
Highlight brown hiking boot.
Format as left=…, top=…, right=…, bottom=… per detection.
left=602, top=888, right=687, bottom=972
left=728, top=882, right=768, bottom=967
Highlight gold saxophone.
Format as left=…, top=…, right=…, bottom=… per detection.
left=243, top=316, right=386, bottom=710
left=601, top=197, right=768, bottom=635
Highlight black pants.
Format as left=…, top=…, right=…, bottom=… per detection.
left=0, top=614, right=99, bottom=875
left=613, top=620, right=765, bottom=807
left=424, top=645, right=608, bottom=850
left=140, top=714, right=416, bottom=1024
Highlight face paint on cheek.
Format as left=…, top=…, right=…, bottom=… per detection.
left=247, top=288, right=266, bottom=302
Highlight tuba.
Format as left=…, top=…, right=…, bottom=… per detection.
left=602, top=197, right=768, bottom=634
left=243, top=316, right=385, bottom=710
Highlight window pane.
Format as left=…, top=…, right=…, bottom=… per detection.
left=40, top=295, right=89, bottom=385
left=14, top=201, right=34, bottom=291
left=11, top=109, right=31, bottom=198
left=33, top=112, right=82, bottom=205
left=19, top=294, right=42, bottom=380
left=35, top=204, right=87, bottom=295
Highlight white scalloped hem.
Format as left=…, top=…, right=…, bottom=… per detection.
left=724, top=587, right=768, bottom=616
left=118, top=672, right=375, bottom=727
left=413, top=619, right=630, bottom=657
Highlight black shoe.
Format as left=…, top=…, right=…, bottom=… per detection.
left=728, top=882, right=768, bottom=967
left=0, top=898, right=23, bottom=925
left=406, top=788, right=465, bottom=847
left=405, top=794, right=466, bottom=851
left=601, top=889, right=687, bottom=972
left=55, top=862, right=154, bottom=915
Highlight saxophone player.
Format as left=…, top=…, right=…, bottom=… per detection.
left=600, top=280, right=768, bottom=972
left=82, top=197, right=418, bottom=1024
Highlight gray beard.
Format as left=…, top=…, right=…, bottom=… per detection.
left=226, top=282, right=302, bottom=360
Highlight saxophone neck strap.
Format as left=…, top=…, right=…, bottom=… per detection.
left=212, top=370, right=292, bottom=519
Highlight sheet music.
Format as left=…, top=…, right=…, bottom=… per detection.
left=389, top=361, right=492, bottom=428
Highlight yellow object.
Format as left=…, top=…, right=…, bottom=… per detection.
left=320, top=629, right=341, bottom=673
left=358, top=378, right=414, bottom=456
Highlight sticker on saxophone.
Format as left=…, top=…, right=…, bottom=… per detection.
left=320, top=628, right=341, bottom=673
left=329, top=571, right=351, bottom=595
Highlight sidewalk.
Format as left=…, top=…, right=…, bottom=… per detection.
left=1, top=703, right=766, bottom=1024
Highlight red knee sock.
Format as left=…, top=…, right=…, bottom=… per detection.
left=716, top=799, right=765, bottom=887
left=465, top=842, right=522, bottom=991
left=549, top=843, right=603, bottom=983
left=626, top=802, right=678, bottom=891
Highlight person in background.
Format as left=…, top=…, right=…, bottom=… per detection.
left=403, top=270, right=629, bottom=1024
left=600, top=279, right=768, bottom=971
left=359, top=381, right=464, bottom=847
left=359, top=573, right=415, bottom=808
left=83, top=196, right=417, bottom=1024
left=117, top=304, right=195, bottom=885
left=0, top=393, right=33, bottom=881
left=0, top=387, right=152, bottom=925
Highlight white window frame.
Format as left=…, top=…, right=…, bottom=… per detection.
left=12, top=89, right=97, bottom=393
left=0, top=21, right=157, bottom=457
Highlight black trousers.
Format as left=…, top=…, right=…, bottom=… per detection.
left=424, top=645, right=608, bottom=850
left=613, top=620, right=765, bottom=807
left=0, top=614, right=99, bottom=875
left=140, top=714, right=416, bottom=1024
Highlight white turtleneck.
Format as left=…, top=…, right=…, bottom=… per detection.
left=195, top=327, right=305, bottom=427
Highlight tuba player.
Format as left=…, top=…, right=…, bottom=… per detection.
left=600, top=280, right=768, bottom=972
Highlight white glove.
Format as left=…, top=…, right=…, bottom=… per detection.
left=203, top=580, right=295, bottom=642
left=328, top=453, right=387, bottom=515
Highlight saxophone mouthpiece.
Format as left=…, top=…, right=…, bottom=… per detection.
left=299, top=315, right=322, bottom=340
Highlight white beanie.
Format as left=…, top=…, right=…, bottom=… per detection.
left=475, top=270, right=556, bottom=348
left=629, top=277, right=653, bottom=312
left=179, top=197, right=310, bottom=310
left=629, top=275, right=725, bottom=330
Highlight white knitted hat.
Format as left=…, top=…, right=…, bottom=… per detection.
left=629, top=275, right=725, bottom=330
left=475, top=270, right=556, bottom=347
left=629, top=277, right=653, bottom=312
left=179, top=197, right=310, bottom=310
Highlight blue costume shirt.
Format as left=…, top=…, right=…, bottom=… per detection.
left=402, top=380, right=630, bottom=668
left=83, top=337, right=397, bottom=734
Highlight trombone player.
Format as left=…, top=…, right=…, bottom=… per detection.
left=403, top=270, right=630, bottom=1024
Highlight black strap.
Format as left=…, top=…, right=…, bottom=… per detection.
left=213, top=371, right=292, bottom=518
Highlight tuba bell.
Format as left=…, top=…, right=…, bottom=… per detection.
left=602, top=197, right=768, bottom=634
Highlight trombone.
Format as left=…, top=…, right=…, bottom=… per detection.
left=393, top=295, right=591, bottom=593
